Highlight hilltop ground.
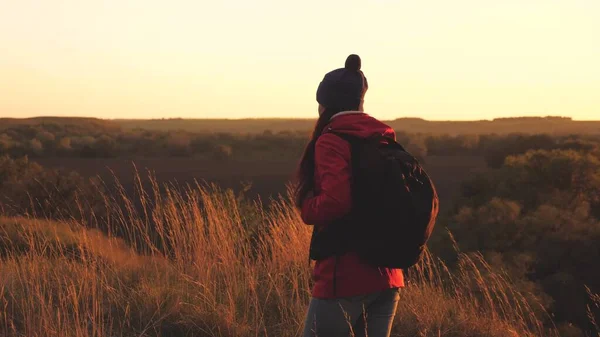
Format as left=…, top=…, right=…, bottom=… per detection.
left=1, top=116, right=599, bottom=336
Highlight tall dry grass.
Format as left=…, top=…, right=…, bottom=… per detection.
left=0, top=173, right=559, bottom=337
left=586, top=287, right=600, bottom=336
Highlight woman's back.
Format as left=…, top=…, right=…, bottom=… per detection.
left=300, top=112, right=405, bottom=299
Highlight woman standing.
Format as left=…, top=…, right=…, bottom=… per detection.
left=296, top=55, right=404, bottom=337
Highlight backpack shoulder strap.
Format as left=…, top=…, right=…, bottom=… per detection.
left=326, top=130, right=403, bottom=150
left=322, top=131, right=364, bottom=170
left=325, top=130, right=363, bottom=146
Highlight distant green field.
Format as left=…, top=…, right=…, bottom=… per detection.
left=34, top=154, right=486, bottom=214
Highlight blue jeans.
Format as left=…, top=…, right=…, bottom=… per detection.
left=303, top=287, right=400, bottom=337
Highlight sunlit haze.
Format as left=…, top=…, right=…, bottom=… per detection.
left=1, top=0, right=599, bottom=121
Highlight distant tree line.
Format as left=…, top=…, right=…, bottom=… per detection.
left=2, top=122, right=600, bottom=169
left=0, top=123, right=308, bottom=161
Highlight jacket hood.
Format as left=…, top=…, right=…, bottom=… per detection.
left=323, top=112, right=395, bottom=140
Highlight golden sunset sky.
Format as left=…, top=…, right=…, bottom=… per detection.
left=1, top=0, right=599, bottom=120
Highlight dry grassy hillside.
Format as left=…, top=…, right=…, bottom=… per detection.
left=0, top=180, right=561, bottom=337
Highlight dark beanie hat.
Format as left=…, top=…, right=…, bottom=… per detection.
left=316, top=54, right=368, bottom=111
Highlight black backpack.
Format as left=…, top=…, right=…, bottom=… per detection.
left=308, top=131, right=440, bottom=269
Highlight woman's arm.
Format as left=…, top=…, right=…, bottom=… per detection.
left=300, top=133, right=352, bottom=226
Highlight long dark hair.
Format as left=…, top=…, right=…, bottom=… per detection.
left=294, top=108, right=343, bottom=208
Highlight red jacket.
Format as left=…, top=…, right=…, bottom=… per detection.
left=301, top=112, right=404, bottom=299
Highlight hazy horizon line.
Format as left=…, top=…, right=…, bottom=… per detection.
left=3, top=114, right=598, bottom=123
